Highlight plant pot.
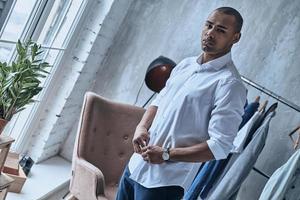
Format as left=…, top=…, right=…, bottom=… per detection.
left=0, top=118, right=8, bottom=134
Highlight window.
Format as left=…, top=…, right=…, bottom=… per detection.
left=0, top=0, right=37, bottom=62
left=1, top=0, right=87, bottom=152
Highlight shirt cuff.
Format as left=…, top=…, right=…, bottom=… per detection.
left=206, top=139, right=229, bottom=160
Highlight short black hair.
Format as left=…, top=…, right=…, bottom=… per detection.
left=215, top=7, right=243, bottom=32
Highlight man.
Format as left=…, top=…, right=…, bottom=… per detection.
left=116, top=7, right=247, bottom=200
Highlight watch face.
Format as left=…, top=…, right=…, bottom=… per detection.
left=162, top=152, right=169, bottom=161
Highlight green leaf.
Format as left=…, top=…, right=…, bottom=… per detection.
left=0, top=40, right=52, bottom=120
left=8, top=87, right=16, bottom=99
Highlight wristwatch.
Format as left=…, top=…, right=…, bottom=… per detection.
left=162, top=147, right=170, bottom=161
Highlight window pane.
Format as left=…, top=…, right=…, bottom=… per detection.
left=1, top=0, right=37, bottom=41
left=0, top=42, right=14, bottom=62
left=37, top=0, right=84, bottom=48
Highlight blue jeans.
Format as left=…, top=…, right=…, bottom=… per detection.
left=116, top=166, right=184, bottom=200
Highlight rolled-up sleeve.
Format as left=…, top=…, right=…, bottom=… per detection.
left=206, top=79, right=247, bottom=160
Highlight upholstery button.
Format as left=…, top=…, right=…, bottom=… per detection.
left=291, top=185, right=295, bottom=189
left=119, top=152, right=124, bottom=157
left=90, top=146, right=95, bottom=152
left=123, top=135, right=129, bottom=140
left=103, top=149, right=108, bottom=155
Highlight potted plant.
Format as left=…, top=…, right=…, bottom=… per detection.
left=0, top=40, right=50, bottom=133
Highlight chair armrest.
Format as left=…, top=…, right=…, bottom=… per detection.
left=70, top=158, right=107, bottom=200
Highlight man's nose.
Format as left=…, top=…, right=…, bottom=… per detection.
left=206, top=28, right=215, bottom=38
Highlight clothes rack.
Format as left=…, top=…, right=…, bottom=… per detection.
left=240, top=76, right=300, bottom=179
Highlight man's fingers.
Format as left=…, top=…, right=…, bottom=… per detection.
left=133, top=137, right=145, bottom=152
left=141, top=151, right=147, bottom=158
left=134, top=137, right=146, bottom=147
left=141, top=146, right=149, bottom=153
left=138, top=138, right=146, bottom=147
left=133, top=145, right=140, bottom=154
left=142, top=134, right=150, bottom=146
left=141, top=151, right=149, bottom=162
left=133, top=141, right=142, bottom=153
left=141, top=148, right=152, bottom=162
left=132, top=133, right=151, bottom=154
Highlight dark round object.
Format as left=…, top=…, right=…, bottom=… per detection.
left=145, top=56, right=176, bottom=93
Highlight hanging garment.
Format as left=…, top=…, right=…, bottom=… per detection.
left=184, top=102, right=261, bottom=200
left=225, top=103, right=278, bottom=199
left=239, top=101, right=260, bottom=129
left=223, top=103, right=278, bottom=200
left=259, top=149, right=300, bottom=200
left=232, top=111, right=261, bottom=153
left=184, top=157, right=231, bottom=200
left=199, top=157, right=231, bottom=199
left=243, top=102, right=278, bottom=148
left=207, top=111, right=276, bottom=200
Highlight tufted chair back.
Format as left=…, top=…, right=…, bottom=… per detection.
left=69, top=92, right=145, bottom=200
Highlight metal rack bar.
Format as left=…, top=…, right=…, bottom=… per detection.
left=241, top=75, right=300, bottom=112
left=252, top=167, right=270, bottom=179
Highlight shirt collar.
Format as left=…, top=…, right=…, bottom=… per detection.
left=197, top=51, right=232, bottom=71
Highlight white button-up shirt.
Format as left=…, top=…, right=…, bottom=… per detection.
left=128, top=52, right=247, bottom=192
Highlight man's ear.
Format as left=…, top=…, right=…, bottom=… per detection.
left=233, top=32, right=241, bottom=44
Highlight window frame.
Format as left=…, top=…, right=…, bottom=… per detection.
left=0, top=0, right=90, bottom=153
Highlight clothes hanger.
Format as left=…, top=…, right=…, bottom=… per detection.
left=254, top=96, right=260, bottom=103
left=288, top=125, right=300, bottom=149
left=293, top=130, right=300, bottom=149
left=263, top=102, right=278, bottom=118
left=258, top=100, right=268, bottom=113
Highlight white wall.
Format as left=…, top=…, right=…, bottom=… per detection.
left=24, top=0, right=134, bottom=162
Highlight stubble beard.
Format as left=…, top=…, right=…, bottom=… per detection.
left=202, top=44, right=215, bottom=53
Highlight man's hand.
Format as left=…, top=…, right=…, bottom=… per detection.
left=141, top=145, right=164, bottom=164
left=132, top=126, right=150, bottom=154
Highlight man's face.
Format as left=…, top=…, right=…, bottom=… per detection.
left=201, top=11, right=240, bottom=55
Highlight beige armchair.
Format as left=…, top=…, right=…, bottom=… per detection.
left=68, top=92, right=145, bottom=200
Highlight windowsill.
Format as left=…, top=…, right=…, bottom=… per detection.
left=6, top=156, right=71, bottom=200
